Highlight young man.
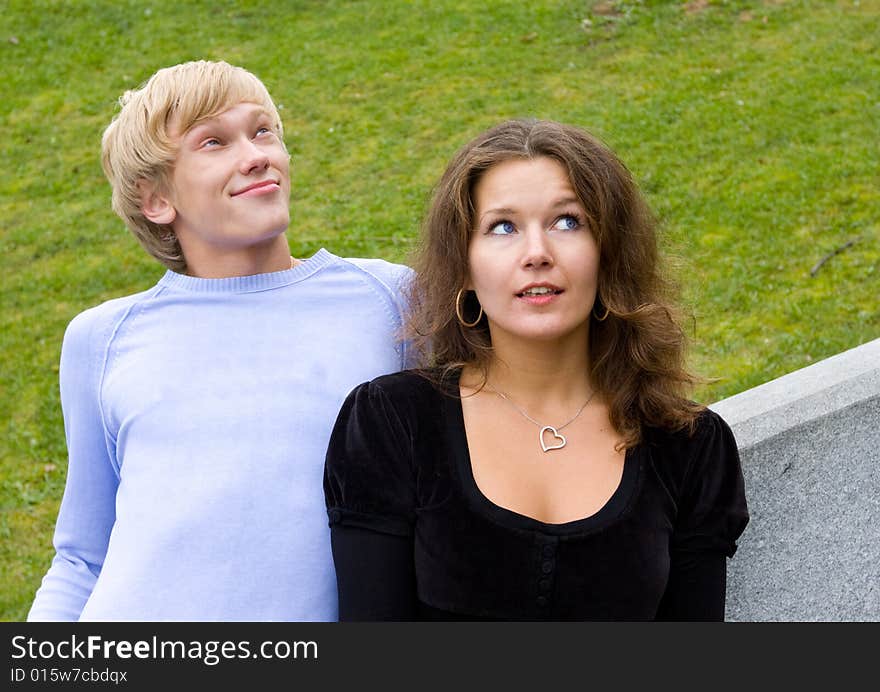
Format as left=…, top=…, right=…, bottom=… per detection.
left=27, top=60, right=411, bottom=621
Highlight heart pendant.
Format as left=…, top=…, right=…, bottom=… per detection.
left=540, top=426, right=566, bottom=453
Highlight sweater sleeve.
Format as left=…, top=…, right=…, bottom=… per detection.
left=342, top=258, right=418, bottom=369
left=27, top=309, right=121, bottom=621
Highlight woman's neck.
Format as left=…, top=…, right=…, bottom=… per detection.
left=464, top=334, right=593, bottom=408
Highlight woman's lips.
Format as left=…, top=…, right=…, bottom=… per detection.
left=517, top=290, right=563, bottom=306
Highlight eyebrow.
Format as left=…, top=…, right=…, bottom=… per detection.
left=479, top=207, right=517, bottom=221
left=553, top=196, right=582, bottom=208
left=183, top=107, right=272, bottom=140
left=181, top=119, right=224, bottom=143
left=478, top=197, right=583, bottom=221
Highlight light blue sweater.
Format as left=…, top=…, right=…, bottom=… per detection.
left=27, top=249, right=411, bottom=621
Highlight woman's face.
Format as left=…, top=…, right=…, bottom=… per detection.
left=467, top=156, right=599, bottom=348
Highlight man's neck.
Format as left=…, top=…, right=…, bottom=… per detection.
left=182, top=235, right=294, bottom=278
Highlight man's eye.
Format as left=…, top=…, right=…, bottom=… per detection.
left=488, top=220, right=516, bottom=235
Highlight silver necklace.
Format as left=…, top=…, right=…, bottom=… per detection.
left=485, top=383, right=595, bottom=453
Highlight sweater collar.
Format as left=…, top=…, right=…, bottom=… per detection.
left=157, top=248, right=336, bottom=293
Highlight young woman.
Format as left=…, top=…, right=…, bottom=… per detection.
left=323, top=119, right=749, bottom=621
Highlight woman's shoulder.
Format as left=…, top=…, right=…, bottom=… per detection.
left=641, top=406, right=745, bottom=526
left=326, top=369, right=452, bottom=532
left=362, top=368, right=459, bottom=402
left=643, top=406, right=733, bottom=449
left=641, top=406, right=740, bottom=482
left=644, top=408, right=748, bottom=555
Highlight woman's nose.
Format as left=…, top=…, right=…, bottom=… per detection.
left=521, top=228, right=554, bottom=269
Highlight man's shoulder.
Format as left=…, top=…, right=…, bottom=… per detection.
left=333, top=255, right=413, bottom=294
left=64, top=285, right=161, bottom=345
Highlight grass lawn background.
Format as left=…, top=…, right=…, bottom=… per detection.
left=1, top=0, right=877, bottom=620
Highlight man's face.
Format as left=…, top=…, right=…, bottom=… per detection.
left=162, top=101, right=291, bottom=267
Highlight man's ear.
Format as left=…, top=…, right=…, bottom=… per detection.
left=138, top=180, right=176, bottom=226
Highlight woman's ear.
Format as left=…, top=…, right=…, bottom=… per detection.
left=138, top=180, right=177, bottom=226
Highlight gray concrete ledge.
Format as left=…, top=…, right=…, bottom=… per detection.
left=709, top=338, right=880, bottom=450
left=709, top=337, right=880, bottom=621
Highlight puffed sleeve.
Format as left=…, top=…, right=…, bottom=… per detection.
left=324, top=378, right=420, bottom=620
left=671, top=410, right=749, bottom=557
left=653, top=411, right=749, bottom=620
left=323, top=379, right=417, bottom=537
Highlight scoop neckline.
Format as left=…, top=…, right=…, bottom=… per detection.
left=440, top=369, right=640, bottom=536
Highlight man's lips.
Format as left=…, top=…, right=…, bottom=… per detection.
left=231, top=180, right=281, bottom=197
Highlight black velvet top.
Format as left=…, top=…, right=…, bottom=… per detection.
left=324, top=369, right=749, bottom=621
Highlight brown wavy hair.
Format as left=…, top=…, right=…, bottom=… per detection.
left=403, top=119, right=703, bottom=447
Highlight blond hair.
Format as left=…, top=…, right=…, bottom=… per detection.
left=101, top=60, right=284, bottom=272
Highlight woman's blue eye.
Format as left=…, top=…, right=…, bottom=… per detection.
left=488, top=220, right=516, bottom=235
left=553, top=215, right=580, bottom=231
left=256, top=127, right=271, bottom=136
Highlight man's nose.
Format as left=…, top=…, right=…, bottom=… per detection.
left=239, top=139, right=270, bottom=175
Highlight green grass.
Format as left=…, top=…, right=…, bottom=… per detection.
left=1, top=0, right=877, bottom=620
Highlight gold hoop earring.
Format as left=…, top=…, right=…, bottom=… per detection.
left=593, top=300, right=609, bottom=322
left=455, top=289, right=483, bottom=328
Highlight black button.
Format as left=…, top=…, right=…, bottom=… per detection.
left=536, top=596, right=548, bottom=607
left=542, top=545, right=555, bottom=558
left=538, top=579, right=551, bottom=592
left=541, top=560, right=553, bottom=574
